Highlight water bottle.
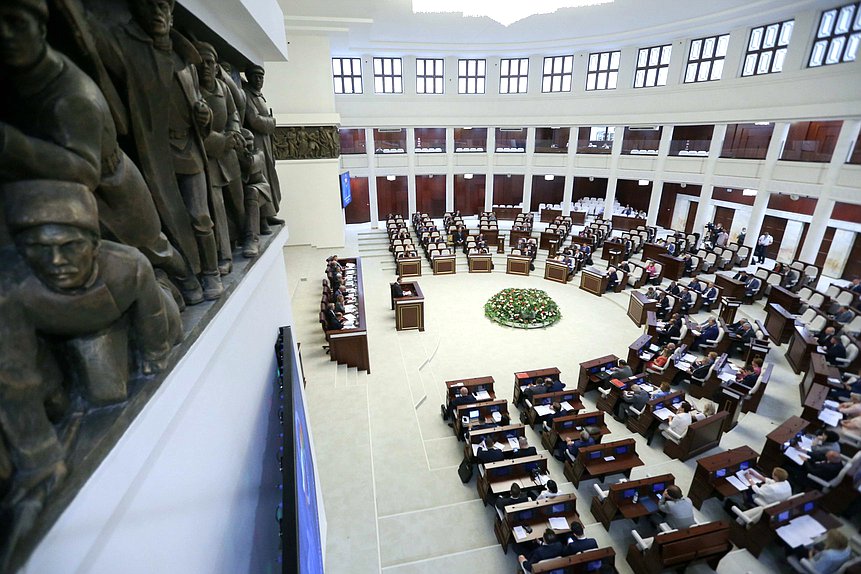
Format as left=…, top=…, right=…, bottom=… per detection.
left=632, top=491, right=639, bottom=504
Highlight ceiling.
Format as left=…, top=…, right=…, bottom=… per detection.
left=279, top=0, right=826, bottom=55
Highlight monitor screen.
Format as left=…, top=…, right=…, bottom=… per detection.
left=489, top=405, right=501, bottom=413
left=551, top=503, right=566, bottom=513
left=496, top=466, right=512, bottom=477
left=476, top=385, right=485, bottom=392
left=548, top=569, right=565, bottom=574
left=740, top=461, right=750, bottom=471
left=652, top=483, right=664, bottom=493
left=562, top=420, right=574, bottom=429
left=777, top=511, right=790, bottom=522
left=715, top=468, right=727, bottom=478
left=590, top=367, right=600, bottom=374
left=339, top=172, right=352, bottom=208
left=587, top=560, right=603, bottom=572
left=469, top=410, right=480, bottom=419
left=623, top=489, right=636, bottom=499
left=615, top=446, right=628, bottom=455
left=518, top=510, right=534, bottom=520
left=585, top=417, right=597, bottom=425
left=803, top=502, right=815, bottom=513
left=541, top=398, right=552, bottom=405
left=525, top=462, right=539, bottom=472
left=671, top=396, right=682, bottom=404
left=655, top=402, right=664, bottom=410
left=589, top=451, right=602, bottom=460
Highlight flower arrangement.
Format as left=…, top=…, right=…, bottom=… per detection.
left=484, top=288, right=561, bottom=329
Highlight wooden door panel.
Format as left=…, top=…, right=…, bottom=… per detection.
left=344, top=176, right=370, bottom=224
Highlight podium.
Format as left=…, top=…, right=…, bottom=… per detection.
left=431, top=254, right=456, bottom=275
left=396, top=257, right=422, bottom=278
left=580, top=267, right=608, bottom=296
left=718, top=297, right=741, bottom=324
left=627, top=291, right=657, bottom=326
left=391, top=281, right=425, bottom=331
left=765, top=302, right=795, bottom=344
left=785, top=324, right=817, bottom=374
left=468, top=254, right=493, bottom=273
left=544, top=259, right=569, bottom=283
left=506, top=255, right=531, bottom=276
left=757, top=416, right=808, bottom=475
left=714, top=272, right=745, bottom=299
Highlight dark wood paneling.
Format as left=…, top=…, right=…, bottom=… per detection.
left=455, top=174, right=487, bottom=215
left=815, top=227, right=836, bottom=269
left=670, top=125, right=714, bottom=154
left=415, top=128, right=446, bottom=151
left=376, top=176, right=409, bottom=219
left=781, top=120, right=842, bottom=162
left=530, top=176, right=565, bottom=211
left=684, top=202, right=698, bottom=234
left=832, top=201, right=861, bottom=224
left=535, top=128, right=570, bottom=153
left=454, top=128, right=488, bottom=150
left=658, top=183, right=701, bottom=230
left=577, top=126, right=614, bottom=154
left=760, top=215, right=788, bottom=260
left=843, top=232, right=861, bottom=279
left=720, top=123, right=773, bottom=160
left=572, top=177, right=608, bottom=201
left=768, top=193, right=817, bottom=215
left=339, top=128, right=366, bottom=155
left=795, top=222, right=810, bottom=261
left=850, top=137, right=861, bottom=165
left=615, top=179, right=652, bottom=213
left=495, top=128, right=526, bottom=150
left=416, top=175, right=446, bottom=218
left=372, top=129, right=406, bottom=153
left=711, top=188, right=755, bottom=206
left=344, top=176, right=370, bottom=223
left=493, top=174, right=524, bottom=205
left=713, top=206, right=735, bottom=231
left=622, top=127, right=662, bottom=154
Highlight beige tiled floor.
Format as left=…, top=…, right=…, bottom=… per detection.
left=284, top=221, right=834, bottom=574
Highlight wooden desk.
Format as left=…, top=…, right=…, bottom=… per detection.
left=601, top=240, right=625, bottom=262
left=495, top=493, right=578, bottom=552
left=627, top=521, right=732, bottom=574
left=480, top=228, right=499, bottom=244
left=396, top=257, right=422, bottom=277
left=688, top=445, right=759, bottom=509
left=478, top=454, right=549, bottom=503
left=446, top=375, right=496, bottom=402
left=718, top=297, right=741, bottom=325
left=577, top=355, right=619, bottom=394
left=569, top=211, right=587, bottom=226
left=540, top=208, right=563, bottom=223
left=523, top=390, right=584, bottom=427
left=657, top=253, right=685, bottom=280
left=641, top=242, right=668, bottom=263
left=431, top=254, right=456, bottom=275
left=326, top=257, right=370, bottom=372
left=758, top=416, right=808, bottom=475
left=785, top=324, right=817, bottom=375
left=626, top=391, right=685, bottom=442
left=612, top=215, right=646, bottom=231
left=627, top=292, right=657, bottom=327
left=513, top=368, right=563, bottom=405
left=591, top=473, right=676, bottom=529
left=768, top=285, right=802, bottom=314
left=509, top=229, right=532, bottom=247
left=801, top=383, right=830, bottom=423
left=532, top=547, right=616, bottom=574
left=714, top=272, right=745, bottom=299
left=594, top=373, right=650, bottom=414
left=580, top=267, right=608, bottom=296
left=540, top=231, right=564, bottom=251
left=493, top=207, right=522, bottom=220
left=765, top=302, right=796, bottom=344
left=506, top=255, right=531, bottom=275
left=569, top=235, right=595, bottom=249
left=467, top=253, right=493, bottom=273
left=799, top=353, right=841, bottom=404
left=564, top=438, right=644, bottom=486
left=540, top=410, right=611, bottom=451
left=392, top=281, right=424, bottom=331
left=453, top=399, right=509, bottom=439
left=544, top=259, right=570, bottom=283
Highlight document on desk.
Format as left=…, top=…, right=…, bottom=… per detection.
left=718, top=372, right=736, bottom=383
left=534, top=405, right=553, bottom=417
left=472, top=444, right=481, bottom=456
left=818, top=409, right=843, bottom=427
left=823, top=400, right=840, bottom=410
left=494, top=442, right=507, bottom=451
left=513, top=526, right=528, bottom=541
left=560, top=401, right=575, bottom=411
left=777, top=515, right=826, bottom=548
left=648, top=344, right=661, bottom=352
left=603, top=456, right=616, bottom=462
left=798, top=436, right=814, bottom=450
left=675, top=362, right=691, bottom=372
left=535, top=473, right=550, bottom=486
left=653, top=408, right=672, bottom=420
left=827, top=377, right=842, bottom=385
left=684, top=353, right=697, bottom=362
left=639, top=383, right=656, bottom=393
left=508, top=437, right=520, bottom=449
left=735, top=470, right=761, bottom=485
left=473, top=390, right=491, bottom=401
left=784, top=446, right=807, bottom=465
left=549, top=517, right=569, bottom=530
left=726, top=476, right=749, bottom=491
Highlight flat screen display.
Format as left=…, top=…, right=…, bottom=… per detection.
left=652, top=483, right=664, bottom=492
left=339, top=171, right=352, bottom=208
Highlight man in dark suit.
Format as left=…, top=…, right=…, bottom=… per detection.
left=614, top=384, right=650, bottom=421
left=729, top=322, right=755, bottom=356
left=563, top=430, right=596, bottom=461
left=803, top=450, right=844, bottom=487
left=606, top=267, right=619, bottom=292
left=683, top=255, right=694, bottom=276
left=545, top=377, right=565, bottom=392
left=563, top=522, right=599, bottom=556
left=324, top=303, right=343, bottom=331
left=691, top=318, right=719, bottom=351
left=824, top=336, right=847, bottom=366
left=598, top=359, right=633, bottom=383
left=475, top=437, right=505, bottom=464
left=391, top=279, right=404, bottom=298
left=688, top=278, right=704, bottom=293
left=518, top=530, right=565, bottom=572
left=446, top=386, right=477, bottom=419
left=511, top=436, right=538, bottom=459
left=678, top=288, right=693, bottom=314
left=496, top=483, right=529, bottom=511
left=656, top=293, right=671, bottom=320
left=658, top=314, right=683, bottom=345
left=744, top=277, right=761, bottom=298
left=816, top=326, right=836, bottom=348
left=701, top=285, right=719, bottom=310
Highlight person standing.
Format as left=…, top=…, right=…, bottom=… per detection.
left=755, top=232, right=773, bottom=264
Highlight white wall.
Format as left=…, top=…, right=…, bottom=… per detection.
left=23, top=229, right=302, bottom=574
left=277, top=159, right=346, bottom=248
left=181, top=0, right=288, bottom=63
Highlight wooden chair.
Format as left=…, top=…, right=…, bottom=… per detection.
left=661, top=411, right=729, bottom=461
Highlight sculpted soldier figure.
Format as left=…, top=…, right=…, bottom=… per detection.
left=196, top=42, right=244, bottom=272
left=87, top=0, right=225, bottom=300
left=237, top=128, right=276, bottom=254
left=243, top=65, right=283, bottom=220
left=0, top=0, right=199, bottom=304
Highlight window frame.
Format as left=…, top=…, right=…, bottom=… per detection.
left=372, top=57, right=403, bottom=94
left=633, top=44, right=672, bottom=88
left=457, top=58, right=487, bottom=94
left=331, top=57, right=363, bottom=95
left=742, top=19, right=794, bottom=76
left=684, top=34, right=731, bottom=83
left=416, top=58, right=445, bottom=94
left=585, top=50, right=621, bottom=91
left=541, top=55, right=574, bottom=93
left=809, top=2, right=861, bottom=67
left=499, top=58, right=530, bottom=94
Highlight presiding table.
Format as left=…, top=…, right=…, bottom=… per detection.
left=391, top=281, right=425, bottom=331
left=326, top=257, right=370, bottom=372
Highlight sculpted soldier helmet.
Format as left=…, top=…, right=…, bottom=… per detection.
left=5, top=180, right=99, bottom=235
left=8, top=0, right=48, bottom=19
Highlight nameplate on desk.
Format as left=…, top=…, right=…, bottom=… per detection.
left=603, top=456, right=616, bottom=462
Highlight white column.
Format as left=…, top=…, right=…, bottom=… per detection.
left=445, top=127, right=455, bottom=212
left=825, top=229, right=856, bottom=277
left=779, top=220, right=805, bottom=263
left=646, top=126, right=674, bottom=227
left=799, top=197, right=835, bottom=263
left=524, top=127, right=537, bottom=213
left=562, top=126, right=576, bottom=215
left=603, top=126, right=624, bottom=217
left=485, top=129, right=496, bottom=211
left=692, top=124, right=727, bottom=234
left=744, top=121, right=789, bottom=248
left=406, top=127, right=417, bottom=215
left=366, top=129, right=379, bottom=227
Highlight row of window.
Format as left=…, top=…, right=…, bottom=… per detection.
left=340, top=121, right=861, bottom=165
left=332, top=2, right=861, bottom=95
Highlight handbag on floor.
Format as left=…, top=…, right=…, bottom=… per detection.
left=458, top=457, right=473, bottom=483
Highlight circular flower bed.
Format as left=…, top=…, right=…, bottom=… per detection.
left=484, top=288, right=561, bottom=329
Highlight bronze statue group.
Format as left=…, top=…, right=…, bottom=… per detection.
left=0, top=0, right=283, bottom=561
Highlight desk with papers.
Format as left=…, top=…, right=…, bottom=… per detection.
left=688, top=445, right=760, bottom=509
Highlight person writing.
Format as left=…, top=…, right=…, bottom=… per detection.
left=744, top=467, right=792, bottom=506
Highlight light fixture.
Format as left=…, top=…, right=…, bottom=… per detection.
left=754, top=122, right=771, bottom=126
left=464, top=173, right=474, bottom=179
left=428, top=174, right=434, bottom=178
left=638, top=179, right=649, bottom=186
left=680, top=183, right=687, bottom=188
left=462, top=126, right=473, bottom=130
left=742, top=189, right=757, bottom=196
left=412, top=0, right=615, bottom=27
left=544, top=175, right=555, bottom=181
left=589, top=176, right=595, bottom=182
left=386, top=175, right=396, bottom=181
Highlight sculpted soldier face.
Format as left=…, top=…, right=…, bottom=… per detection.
left=199, top=51, right=217, bottom=89
left=0, top=5, right=46, bottom=69
left=248, top=70, right=264, bottom=92
left=17, top=224, right=99, bottom=291
left=132, top=0, right=174, bottom=39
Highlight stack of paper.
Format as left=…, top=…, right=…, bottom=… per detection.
left=823, top=400, right=840, bottom=410
left=684, top=353, right=697, bottom=362
left=474, top=390, right=491, bottom=401
left=784, top=446, right=807, bottom=465
left=534, top=405, right=553, bottom=417
left=736, top=469, right=762, bottom=485
left=818, top=409, right=843, bottom=427
left=676, top=362, right=692, bottom=371
left=648, top=344, right=661, bottom=352
left=549, top=517, right=569, bottom=530
left=776, top=515, right=826, bottom=548
left=508, top=437, right=520, bottom=448
left=654, top=408, right=672, bottom=420
left=513, top=526, right=528, bottom=541
left=560, top=401, right=574, bottom=411
left=726, top=475, right=748, bottom=491
left=718, top=372, right=736, bottom=382
left=798, top=436, right=814, bottom=450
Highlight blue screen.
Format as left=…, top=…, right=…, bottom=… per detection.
left=672, top=396, right=682, bottom=404
left=525, top=462, right=539, bottom=472
left=590, top=367, right=600, bottom=374
left=652, top=483, right=664, bottom=493
left=562, top=420, right=574, bottom=429
left=587, top=560, right=603, bottom=572
left=496, top=467, right=512, bottom=477
left=740, top=461, right=750, bottom=470
left=623, top=489, right=636, bottom=499
left=655, top=402, right=664, bottom=410
left=778, top=511, right=790, bottom=522
left=589, top=451, right=602, bottom=460
left=551, top=503, right=566, bottom=513
left=519, top=510, right=534, bottom=520
left=339, top=172, right=352, bottom=208
left=615, top=446, right=628, bottom=455
left=803, top=502, right=815, bottom=513
left=586, top=417, right=597, bottom=424
left=489, top=405, right=501, bottom=413
left=715, top=468, right=727, bottom=478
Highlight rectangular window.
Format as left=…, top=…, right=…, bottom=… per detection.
left=339, top=128, right=367, bottom=154
left=332, top=57, right=363, bottom=94
left=684, top=34, right=730, bottom=83
left=541, top=55, right=573, bottom=92
left=499, top=58, right=529, bottom=94
left=780, top=120, right=843, bottom=162
left=586, top=51, right=620, bottom=90
left=577, top=126, right=615, bottom=154
left=373, top=57, right=403, bottom=93
left=742, top=20, right=794, bottom=76
left=416, top=58, right=444, bottom=94
left=809, top=2, right=861, bottom=67
left=458, top=59, right=486, bottom=94
left=634, top=45, right=672, bottom=88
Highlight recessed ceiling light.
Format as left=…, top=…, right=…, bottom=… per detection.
left=464, top=173, right=474, bottom=179
left=412, top=0, right=615, bottom=27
